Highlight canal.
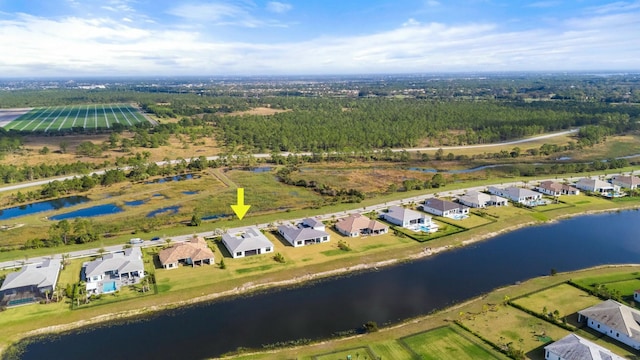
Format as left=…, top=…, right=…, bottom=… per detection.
left=14, top=210, right=640, bottom=360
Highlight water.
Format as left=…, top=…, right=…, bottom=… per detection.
left=251, top=166, right=274, bottom=173
left=48, top=204, right=123, bottom=221
left=182, top=191, right=198, bottom=195
left=146, top=205, right=180, bottom=218
left=124, top=200, right=145, bottom=206
left=0, top=196, right=90, bottom=220
left=16, top=210, right=640, bottom=360
left=201, top=214, right=229, bottom=221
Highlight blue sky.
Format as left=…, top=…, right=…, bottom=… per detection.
left=0, top=0, right=638, bottom=76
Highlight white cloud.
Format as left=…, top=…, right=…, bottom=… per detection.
left=588, top=1, right=640, bottom=14
left=0, top=10, right=638, bottom=76
left=167, top=2, right=287, bottom=28
left=266, top=2, right=292, bottom=14
left=425, top=0, right=441, bottom=7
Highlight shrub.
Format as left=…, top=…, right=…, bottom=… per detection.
left=338, top=240, right=352, bottom=251
left=273, top=253, right=286, bottom=263
left=363, top=321, right=379, bottom=333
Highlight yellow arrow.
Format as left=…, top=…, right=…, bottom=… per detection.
left=231, top=188, right=251, bottom=220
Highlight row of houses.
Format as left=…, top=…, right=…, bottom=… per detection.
left=545, top=299, right=640, bottom=359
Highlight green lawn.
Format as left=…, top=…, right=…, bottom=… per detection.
left=3, top=104, right=146, bottom=132
left=401, top=326, right=503, bottom=360
left=512, top=283, right=602, bottom=322
left=573, top=271, right=640, bottom=289
left=313, top=346, right=376, bottom=360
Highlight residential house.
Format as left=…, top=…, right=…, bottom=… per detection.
left=277, top=218, right=330, bottom=247
left=334, top=213, right=389, bottom=237
left=457, top=190, right=508, bottom=209
left=422, top=198, right=470, bottom=218
left=611, top=175, right=640, bottom=190
left=159, top=236, right=215, bottom=269
left=0, top=259, right=61, bottom=306
left=634, top=289, right=640, bottom=303
left=488, top=186, right=545, bottom=206
left=544, top=333, right=624, bottom=360
left=575, top=178, right=618, bottom=194
left=577, top=299, right=640, bottom=350
left=83, top=247, right=145, bottom=296
left=536, top=181, right=580, bottom=196
left=381, top=205, right=437, bottom=232
left=222, top=227, right=274, bottom=259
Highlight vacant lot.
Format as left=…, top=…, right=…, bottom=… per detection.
left=401, top=326, right=503, bottom=360
left=512, top=283, right=602, bottom=322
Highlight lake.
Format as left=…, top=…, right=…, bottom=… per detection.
left=0, top=196, right=90, bottom=221
left=14, top=210, right=640, bottom=360
left=48, top=204, right=124, bottom=221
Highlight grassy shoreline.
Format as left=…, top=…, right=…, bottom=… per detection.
left=1, top=195, right=640, bottom=357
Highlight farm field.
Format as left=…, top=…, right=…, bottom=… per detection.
left=1, top=104, right=147, bottom=132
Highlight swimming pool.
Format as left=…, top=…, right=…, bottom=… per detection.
left=103, top=281, right=117, bottom=293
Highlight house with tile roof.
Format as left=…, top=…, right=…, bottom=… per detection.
left=577, top=299, right=640, bottom=350
left=456, top=190, right=508, bottom=209
left=0, top=259, right=61, bottom=306
left=277, top=218, right=329, bottom=247
left=488, top=186, right=547, bottom=206
left=422, top=198, right=470, bottom=218
left=83, top=247, right=144, bottom=296
left=536, top=181, right=580, bottom=196
left=334, top=213, right=388, bottom=237
left=575, top=178, right=619, bottom=194
left=544, top=334, right=624, bottom=360
left=611, top=175, right=640, bottom=190
left=381, top=205, right=437, bottom=231
left=222, top=227, right=274, bottom=259
left=159, top=236, right=215, bottom=269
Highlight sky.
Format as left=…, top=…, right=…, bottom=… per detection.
left=0, top=0, right=639, bottom=76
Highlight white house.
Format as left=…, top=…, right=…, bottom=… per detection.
left=611, top=175, right=640, bottom=190
left=334, top=213, right=389, bottom=237
left=422, top=198, right=470, bottom=218
left=544, top=334, right=624, bottom=360
left=634, top=289, right=640, bottom=302
left=536, top=181, right=580, bottom=196
left=83, top=247, right=145, bottom=296
left=277, top=219, right=330, bottom=247
left=222, top=227, right=274, bottom=259
left=577, top=299, right=640, bottom=350
left=488, top=186, right=545, bottom=206
left=0, top=259, right=61, bottom=306
left=456, top=191, right=508, bottom=209
left=381, top=205, right=437, bottom=232
left=575, top=178, right=618, bottom=194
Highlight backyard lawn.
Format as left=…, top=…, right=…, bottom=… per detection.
left=511, top=283, right=602, bottom=324
left=400, top=326, right=505, bottom=360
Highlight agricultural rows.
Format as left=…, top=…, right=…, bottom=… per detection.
left=3, top=104, right=147, bottom=132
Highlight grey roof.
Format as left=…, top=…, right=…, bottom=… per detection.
left=302, top=218, right=324, bottom=228
left=278, top=224, right=328, bottom=242
left=489, top=186, right=540, bottom=199
left=612, top=175, right=640, bottom=187
left=222, top=227, right=274, bottom=253
left=424, top=198, right=468, bottom=212
left=385, top=205, right=424, bottom=222
left=0, top=259, right=61, bottom=291
left=578, top=300, right=640, bottom=342
left=458, top=190, right=506, bottom=205
left=83, top=247, right=143, bottom=278
left=576, top=178, right=614, bottom=190
left=545, top=334, right=623, bottom=360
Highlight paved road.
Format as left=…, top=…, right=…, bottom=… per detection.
left=3, top=170, right=636, bottom=271
left=0, top=129, right=578, bottom=194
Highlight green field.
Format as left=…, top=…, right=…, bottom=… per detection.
left=3, top=104, right=147, bottom=132
left=511, top=283, right=602, bottom=323
left=401, top=326, right=503, bottom=360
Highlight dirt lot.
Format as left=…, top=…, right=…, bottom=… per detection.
left=225, top=107, right=291, bottom=116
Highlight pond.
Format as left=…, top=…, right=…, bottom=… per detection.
left=0, top=196, right=90, bottom=221
left=146, top=205, right=180, bottom=218
left=124, top=200, right=146, bottom=206
left=15, top=210, right=640, bottom=360
left=144, top=174, right=199, bottom=184
left=48, top=204, right=124, bottom=221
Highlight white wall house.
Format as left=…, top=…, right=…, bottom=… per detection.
left=83, top=247, right=145, bottom=296
left=0, top=259, right=61, bottom=306
left=457, top=191, right=508, bottom=208
left=277, top=222, right=329, bottom=247
left=611, top=175, right=640, bottom=190
left=575, top=178, right=618, bottom=194
left=488, top=186, right=544, bottom=205
left=536, top=181, right=580, bottom=196
left=222, top=227, right=274, bottom=259
left=544, top=334, right=624, bottom=360
left=577, top=300, right=640, bottom=350
left=381, top=205, right=433, bottom=228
